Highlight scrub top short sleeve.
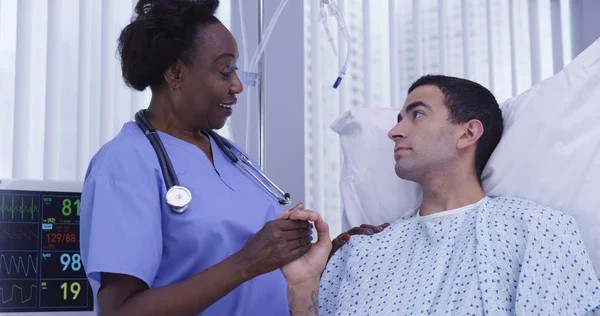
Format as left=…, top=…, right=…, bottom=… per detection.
left=80, top=128, right=164, bottom=296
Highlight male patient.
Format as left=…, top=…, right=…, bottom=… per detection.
left=280, top=75, right=600, bottom=315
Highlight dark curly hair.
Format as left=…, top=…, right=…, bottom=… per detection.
left=118, top=0, right=221, bottom=91
left=408, top=75, right=504, bottom=180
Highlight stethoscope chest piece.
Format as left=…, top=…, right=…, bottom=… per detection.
left=166, top=185, right=192, bottom=214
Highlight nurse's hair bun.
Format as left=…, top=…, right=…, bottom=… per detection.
left=134, top=0, right=219, bottom=20
left=118, top=0, right=221, bottom=92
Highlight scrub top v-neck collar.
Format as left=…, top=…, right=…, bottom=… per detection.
left=153, top=128, right=236, bottom=191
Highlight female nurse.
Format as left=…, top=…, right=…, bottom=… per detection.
left=79, top=0, right=386, bottom=315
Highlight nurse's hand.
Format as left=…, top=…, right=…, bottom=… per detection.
left=236, top=204, right=314, bottom=279
left=277, top=209, right=332, bottom=286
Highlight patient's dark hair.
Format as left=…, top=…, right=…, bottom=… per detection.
left=408, top=75, right=504, bottom=180
left=118, top=0, right=220, bottom=92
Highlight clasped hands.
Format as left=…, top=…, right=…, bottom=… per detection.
left=275, top=204, right=389, bottom=286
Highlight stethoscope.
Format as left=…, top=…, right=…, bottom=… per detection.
left=134, top=109, right=291, bottom=214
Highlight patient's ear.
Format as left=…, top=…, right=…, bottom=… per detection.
left=457, top=119, right=484, bottom=150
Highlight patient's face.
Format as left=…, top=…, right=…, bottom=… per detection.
left=388, top=85, right=458, bottom=181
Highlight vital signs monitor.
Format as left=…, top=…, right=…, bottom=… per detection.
left=0, top=179, right=93, bottom=314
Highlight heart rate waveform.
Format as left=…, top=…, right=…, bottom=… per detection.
left=0, top=254, right=38, bottom=278
left=0, top=281, right=37, bottom=308
left=0, top=195, right=39, bottom=222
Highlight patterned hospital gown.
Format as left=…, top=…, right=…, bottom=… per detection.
left=320, top=196, right=600, bottom=315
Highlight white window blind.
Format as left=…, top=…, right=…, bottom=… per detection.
left=0, top=0, right=233, bottom=182
left=304, top=0, right=574, bottom=237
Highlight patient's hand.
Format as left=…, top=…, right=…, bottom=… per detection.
left=329, top=223, right=390, bottom=260
left=276, top=207, right=332, bottom=286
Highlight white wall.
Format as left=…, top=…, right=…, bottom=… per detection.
left=262, top=0, right=306, bottom=207
left=571, top=0, right=600, bottom=57
left=229, top=0, right=306, bottom=209
left=226, top=0, right=307, bottom=207
left=229, top=0, right=260, bottom=160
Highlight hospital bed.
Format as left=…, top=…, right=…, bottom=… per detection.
left=332, top=36, right=600, bottom=279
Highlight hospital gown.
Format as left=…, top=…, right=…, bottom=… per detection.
left=320, top=196, right=600, bottom=315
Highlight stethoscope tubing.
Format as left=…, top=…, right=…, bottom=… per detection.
left=134, top=109, right=291, bottom=213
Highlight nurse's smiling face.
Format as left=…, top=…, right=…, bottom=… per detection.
left=162, top=22, right=244, bottom=131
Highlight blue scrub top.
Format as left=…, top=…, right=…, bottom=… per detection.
left=79, top=121, right=289, bottom=315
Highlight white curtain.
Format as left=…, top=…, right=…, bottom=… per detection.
left=304, top=0, right=574, bottom=237
left=0, top=0, right=233, bottom=183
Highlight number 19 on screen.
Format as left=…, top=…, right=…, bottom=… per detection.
left=40, top=279, right=88, bottom=308
left=61, top=281, right=81, bottom=300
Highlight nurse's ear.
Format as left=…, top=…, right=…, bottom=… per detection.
left=164, top=59, right=184, bottom=91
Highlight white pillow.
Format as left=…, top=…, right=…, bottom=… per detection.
left=331, top=37, right=600, bottom=274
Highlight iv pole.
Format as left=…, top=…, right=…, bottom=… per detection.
left=257, top=0, right=265, bottom=169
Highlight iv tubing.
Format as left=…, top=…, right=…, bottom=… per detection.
left=327, top=0, right=351, bottom=88
left=239, top=0, right=290, bottom=153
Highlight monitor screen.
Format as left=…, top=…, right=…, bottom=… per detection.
left=0, top=180, right=93, bottom=313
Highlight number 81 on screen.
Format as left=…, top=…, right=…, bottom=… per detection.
left=61, top=198, right=80, bottom=216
